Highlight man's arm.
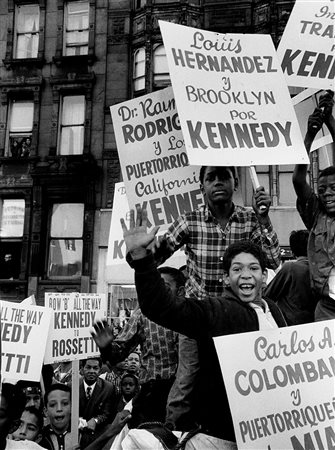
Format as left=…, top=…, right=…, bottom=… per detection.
left=84, top=411, right=132, bottom=450
left=93, top=314, right=141, bottom=367
left=119, top=206, right=236, bottom=338
left=251, top=187, right=281, bottom=270
left=293, top=91, right=334, bottom=204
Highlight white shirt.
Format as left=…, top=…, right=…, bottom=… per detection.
left=249, top=299, right=279, bottom=330
left=83, top=380, right=96, bottom=397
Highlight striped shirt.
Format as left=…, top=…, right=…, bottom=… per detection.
left=164, top=204, right=281, bottom=300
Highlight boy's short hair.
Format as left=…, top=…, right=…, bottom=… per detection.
left=158, top=266, right=186, bottom=288
left=199, top=166, right=237, bottom=185
left=121, top=372, right=140, bottom=387
left=289, top=230, right=309, bottom=257
left=44, top=383, right=71, bottom=406
left=318, top=165, right=335, bottom=179
left=23, top=406, right=44, bottom=431
left=222, top=241, right=267, bottom=272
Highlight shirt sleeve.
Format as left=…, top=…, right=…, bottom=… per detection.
left=155, top=215, right=190, bottom=264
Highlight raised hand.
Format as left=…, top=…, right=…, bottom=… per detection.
left=307, top=107, right=325, bottom=137
left=91, top=320, right=114, bottom=349
left=120, top=205, right=160, bottom=254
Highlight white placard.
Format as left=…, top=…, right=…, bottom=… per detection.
left=277, top=0, right=335, bottom=90
left=214, top=320, right=335, bottom=449
left=1, top=301, right=51, bottom=381
left=110, top=87, right=204, bottom=230
left=106, top=182, right=186, bottom=272
left=159, top=21, right=309, bottom=167
left=44, top=293, right=107, bottom=364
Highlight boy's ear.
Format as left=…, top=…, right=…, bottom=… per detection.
left=177, top=286, right=185, bottom=297
left=262, top=269, right=268, bottom=288
left=223, top=272, right=230, bottom=286
left=234, top=177, right=239, bottom=191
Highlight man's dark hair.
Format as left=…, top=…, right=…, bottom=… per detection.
left=81, top=357, right=103, bottom=368
left=199, top=165, right=237, bottom=185
left=158, top=266, right=186, bottom=288
left=318, top=165, right=335, bottom=179
left=222, top=241, right=267, bottom=272
left=44, top=383, right=71, bottom=406
left=23, top=406, right=44, bottom=431
left=289, top=230, right=309, bottom=257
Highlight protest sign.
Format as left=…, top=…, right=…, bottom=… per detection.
left=110, top=87, right=203, bottom=230
left=44, top=293, right=106, bottom=364
left=159, top=21, right=308, bottom=167
left=106, top=182, right=186, bottom=274
left=294, top=90, right=334, bottom=155
left=277, top=0, right=335, bottom=90
left=214, top=320, right=335, bottom=449
left=1, top=301, right=51, bottom=381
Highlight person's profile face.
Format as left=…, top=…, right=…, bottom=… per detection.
left=318, top=173, right=335, bottom=216
left=45, top=390, right=71, bottom=434
left=11, top=410, right=40, bottom=442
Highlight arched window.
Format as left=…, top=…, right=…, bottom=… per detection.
left=133, top=48, right=145, bottom=92
left=153, top=45, right=170, bottom=88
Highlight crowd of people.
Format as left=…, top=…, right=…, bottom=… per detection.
left=1, top=90, right=335, bottom=449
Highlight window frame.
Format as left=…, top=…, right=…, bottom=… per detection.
left=152, top=44, right=170, bottom=89
left=133, top=47, right=146, bottom=93
left=6, top=99, right=34, bottom=158
left=46, top=202, right=85, bottom=280
left=63, top=0, right=89, bottom=57
left=58, top=94, right=86, bottom=156
left=14, top=3, right=40, bottom=59
left=0, top=197, right=26, bottom=280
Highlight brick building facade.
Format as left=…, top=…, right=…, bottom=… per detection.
left=1, top=0, right=311, bottom=305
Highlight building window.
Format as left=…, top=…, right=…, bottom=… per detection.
left=63, top=1, right=89, bottom=56
left=133, top=48, right=145, bottom=92
left=153, top=45, right=170, bottom=88
left=59, top=95, right=85, bottom=155
left=14, top=4, right=40, bottom=59
left=48, top=203, right=84, bottom=279
left=7, top=100, right=34, bottom=158
left=0, top=199, right=25, bottom=279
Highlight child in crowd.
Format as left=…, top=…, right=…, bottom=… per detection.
left=39, top=384, right=73, bottom=450
left=1, top=383, right=44, bottom=450
left=153, top=165, right=281, bottom=430
left=265, top=229, right=317, bottom=325
left=293, top=90, right=335, bottom=320
left=116, top=373, right=140, bottom=413
left=9, top=407, right=43, bottom=444
left=93, top=206, right=286, bottom=446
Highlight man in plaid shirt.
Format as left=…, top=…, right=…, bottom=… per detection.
left=94, top=266, right=185, bottom=428
left=154, top=165, right=281, bottom=431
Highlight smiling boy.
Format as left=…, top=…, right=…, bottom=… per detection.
left=39, top=384, right=72, bottom=450
left=293, top=90, right=335, bottom=320
left=106, top=206, right=287, bottom=444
